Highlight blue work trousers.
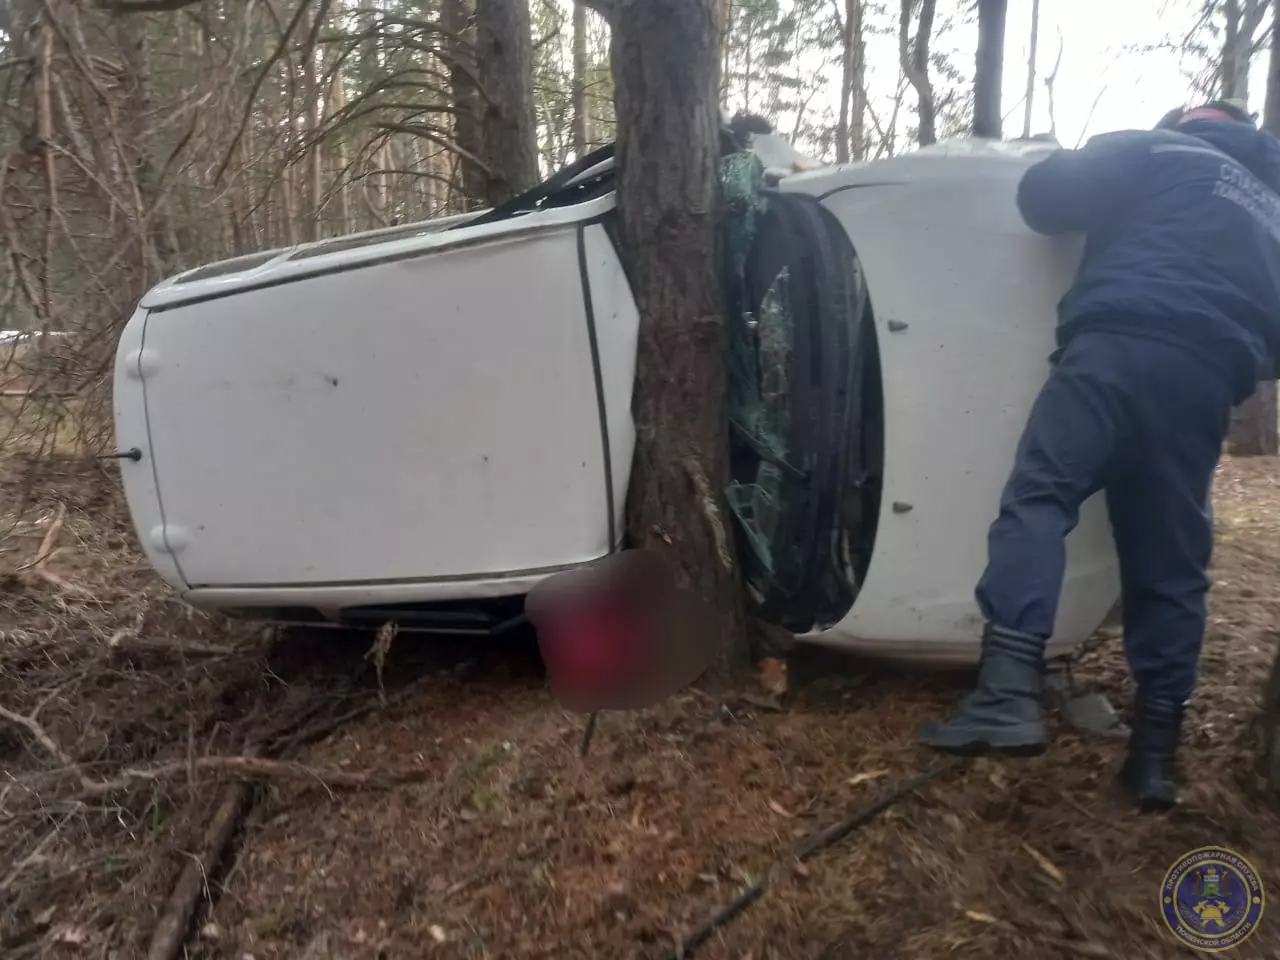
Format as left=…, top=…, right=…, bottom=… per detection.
left=975, top=331, right=1235, bottom=703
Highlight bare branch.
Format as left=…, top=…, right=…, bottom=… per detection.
left=211, top=0, right=315, bottom=185
left=94, top=0, right=208, bottom=10
left=373, top=121, right=495, bottom=175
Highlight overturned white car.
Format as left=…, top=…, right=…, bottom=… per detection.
left=111, top=131, right=1120, bottom=664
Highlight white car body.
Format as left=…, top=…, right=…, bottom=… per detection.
left=112, top=136, right=1120, bottom=664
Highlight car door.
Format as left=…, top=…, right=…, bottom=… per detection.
left=726, top=191, right=883, bottom=633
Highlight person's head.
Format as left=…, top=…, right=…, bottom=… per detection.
left=1154, top=97, right=1280, bottom=193
left=1155, top=98, right=1256, bottom=130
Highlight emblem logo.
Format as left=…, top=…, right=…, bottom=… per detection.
left=1161, top=845, right=1265, bottom=952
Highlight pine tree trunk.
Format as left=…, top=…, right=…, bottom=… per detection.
left=475, top=0, right=539, bottom=206
left=329, top=66, right=352, bottom=231
left=572, top=2, right=588, bottom=158
left=114, top=13, right=178, bottom=277
left=609, top=0, right=751, bottom=682
left=850, top=4, right=866, bottom=160
left=301, top=2, right=324, bottom=240
left=442, top=0, right=486, bottom=207
left=1220, top=0, right=1265, bottom=105
left=835, top=0, right=865, bottom=163
left=973, top=0, right=1008, bottom=139
left=836, top=0, right=853, bottom=163
left=1224, top=0, right=1244, bottom=100
left=1230, top=2, right=1280, bottom=459
left=1254, top=0, right=1280, bottom=797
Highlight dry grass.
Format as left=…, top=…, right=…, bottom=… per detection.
left=0, top=452, right=400, bottom=957
left=2, top=453, right=1280, bottom=959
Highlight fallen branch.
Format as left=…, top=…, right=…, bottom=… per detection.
left=666, top=757, right=965, bottom=959
left=0, top=703, right=79, bottom=769
left=105, top=632, right=240, bottom=658
left=0, top=705, right=422, bottom=797
left=145, top=776, right=251, bottom=960
left=20, top=501, right=66, bottom=571
left=1039, top=937, right=1111, bottom=959
left=272, top=670, right=441, bottom=756
left=18, top=502, right=92, bottom=597
left=142, top=669, right=441, bottom=960
left=73, top=755, right=424, bottom=797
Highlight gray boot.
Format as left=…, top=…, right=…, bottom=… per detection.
left=916, top=623, right=1049, bottom=757
left=1117, top=694, right=1183, bottom=812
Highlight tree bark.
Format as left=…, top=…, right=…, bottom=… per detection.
left=300, top=1, right=325, bottom=240
left=850, top=5, right=866, bottom=160
left=572, top=1, right=588, bottom=157
left=442, top=0, right=486, bottom=207
left=114, top=12, right=179, bottom=277
left=475, top=0, right=540, bottom=206
left=609, top=0, right=750, bottom=681
left=328, top=62, right=352, bottom=230
left=1022, top=0, right=1040, bottom=139
left=1225, top=0, right=1244, bottom=100
left=973, top=0, right=1008, bottom=139
left=1231, top=1, right=1280, bottom=458
left=1229, top=386, right=1279, bottom=455
left=1222, top=0, right=1266, bottom=104
left=900, top=0, right=937, bottom=147
left=1254, top=0, right=1280, bottom=802
left=836, top=0, right=865, bottom=163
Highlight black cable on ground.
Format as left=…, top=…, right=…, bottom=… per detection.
left=663, top=756, right=967, bottom=959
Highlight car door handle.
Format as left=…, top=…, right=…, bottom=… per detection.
left=98, top=447, right=142, bottom=462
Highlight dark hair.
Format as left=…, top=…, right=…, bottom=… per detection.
left=1156, top=99, right=1257, bottom=130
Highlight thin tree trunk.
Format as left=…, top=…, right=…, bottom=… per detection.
left=1267, top=0, right=1280, bottom=124
left=379, top=139, right=393, bottom=220
left=1231, top=0, right=1280, bottom=459
left=1225, top=0, right=1245, bottom=100
left=1222, top=0, right=1261, bottom=103
left=836, top=4, right=851, bottom=163
left=836, top=0, right=864, bottom=163
left=1044, top=32, right=1064, bottom=139
left=721, top=0, right=732, bottom=106
left=1022, top=0, right=1040, bottom=138
left=301, top=3, right=324, bottom=240
left=900, top=0, right=937, bottom=147
left=329, top=64, right=351, bottom=232
left=609, top=0, right=751, bottom=682
left=475, top=0, right=539, bottom=206
left=973, top=0, right=1008, bottom=139
left=850, top=4, right=866, bottom=159
left=281, top=163, right=299, bottom=246
left=572, top=1, right=588, bottom=158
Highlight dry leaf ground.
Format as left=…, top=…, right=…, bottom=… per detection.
left=5, top=453, right=1280, bottom=958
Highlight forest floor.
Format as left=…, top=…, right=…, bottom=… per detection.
left=3, top=451, right=1280, bottom=959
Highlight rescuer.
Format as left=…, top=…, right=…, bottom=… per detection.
left=916, top=100, right=1280, bottom=811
